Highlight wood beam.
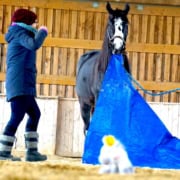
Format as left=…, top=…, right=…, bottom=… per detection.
left=0, top=1, right=180, bottom=16
left=98, top=0, right=180, bottom=6
left=0, top=73, right=76, bottom=86
left=1, top=35, right=180, bottom=54
left=0, top=72, right=179, bottom=92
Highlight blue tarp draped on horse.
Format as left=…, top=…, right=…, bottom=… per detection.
left=82, top=54, right=180, bottom=169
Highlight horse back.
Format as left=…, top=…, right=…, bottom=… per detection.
left=76, top=50, right=100, bottom=99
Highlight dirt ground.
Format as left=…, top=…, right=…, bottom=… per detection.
left=0, top=151, right=180, bottom=180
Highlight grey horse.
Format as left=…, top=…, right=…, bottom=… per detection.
left=76, top=2, right=131, bottom=134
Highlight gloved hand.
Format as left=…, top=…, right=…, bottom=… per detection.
left=38, top=26, right=48, bottom=34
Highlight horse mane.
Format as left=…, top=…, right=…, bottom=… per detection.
left=97, top=24, right=111, bottom=73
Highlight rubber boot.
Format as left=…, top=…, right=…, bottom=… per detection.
left=24, top=131, right=47, bottom=162
left=0, top=134, right=21, bottom=161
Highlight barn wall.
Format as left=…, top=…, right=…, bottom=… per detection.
left=0, top=0, right=179, bottom=102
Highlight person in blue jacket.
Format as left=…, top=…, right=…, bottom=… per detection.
left=0, top=9, right=48, bottom=161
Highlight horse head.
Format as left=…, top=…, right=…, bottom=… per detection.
left=106, top=2, right=130, bottom=54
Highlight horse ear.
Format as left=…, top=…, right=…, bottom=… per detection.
left=124, top=3, right=130, bottom=15
left=106, top=2, right=114, bottom=14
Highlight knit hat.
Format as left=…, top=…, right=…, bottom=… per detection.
left=11, top=9, right=37, bottom=25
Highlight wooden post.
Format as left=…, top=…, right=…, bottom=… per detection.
left=55, top=98, right=85, bottom=157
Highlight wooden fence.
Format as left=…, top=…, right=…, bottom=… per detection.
left=0, top=0, right=179, bottom=102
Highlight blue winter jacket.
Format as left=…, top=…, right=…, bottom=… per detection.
left=5, top=24, right=47, bottom=101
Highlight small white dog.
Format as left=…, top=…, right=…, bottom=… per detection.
left=98, top=135, right=134, bottom=174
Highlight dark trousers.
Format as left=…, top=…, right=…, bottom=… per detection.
left=3, top=95, right=41, bottom=136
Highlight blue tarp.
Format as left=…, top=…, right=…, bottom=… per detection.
left=82, top=54, right=180, bottom=169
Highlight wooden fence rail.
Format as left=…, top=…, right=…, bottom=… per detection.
left=0, top=72, right=179, bottom=92
left=1, top=35, right=180, bottom=54
left=0, top=0, right=179, bottom=102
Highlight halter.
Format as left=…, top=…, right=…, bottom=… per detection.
left=107, top=30, right=126, bottom=54
left=108, top=31, right=125, bottom=42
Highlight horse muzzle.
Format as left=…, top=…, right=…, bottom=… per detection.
left=110, top=36, right=125, bottom=54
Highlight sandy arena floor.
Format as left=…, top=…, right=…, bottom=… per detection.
left=0, top=151, right=180, bottom=180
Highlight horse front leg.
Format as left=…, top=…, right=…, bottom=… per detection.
left=79, top=98, right=92, bottom=135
